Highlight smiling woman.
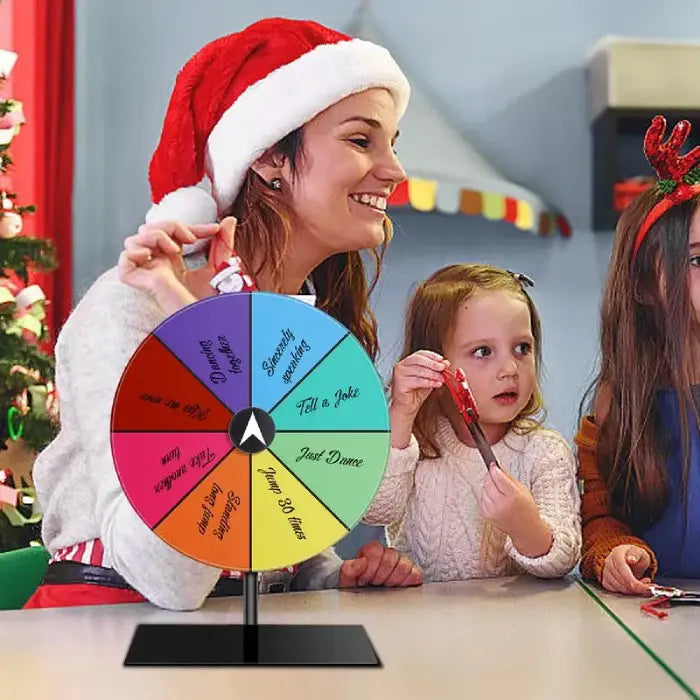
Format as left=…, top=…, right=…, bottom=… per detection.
left=254, top=99, right=403, bottom=255
left=26, top=17, right=425, bottom=610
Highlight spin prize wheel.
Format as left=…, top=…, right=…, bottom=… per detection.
left=111, top=292, right=390, bottom=574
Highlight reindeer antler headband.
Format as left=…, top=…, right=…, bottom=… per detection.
left=633, top=115, right=700, bottom=258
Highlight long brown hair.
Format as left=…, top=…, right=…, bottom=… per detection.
left=583, top=190, right=700, bottom=530
left=224, top=128, right=389, bottom=360
left=400, top=263, right=545, bottom=459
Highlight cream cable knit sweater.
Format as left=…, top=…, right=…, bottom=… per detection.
left=363, top=417, right=581, bottom=581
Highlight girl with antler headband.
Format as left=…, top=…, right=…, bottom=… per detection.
left=577, top=116, right=700, bottom=595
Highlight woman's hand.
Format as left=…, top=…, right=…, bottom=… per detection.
left=117, top=217, right=237, bottom=314
left=339, top=541, right=423, bottom=588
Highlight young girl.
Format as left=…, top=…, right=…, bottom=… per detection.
left=363, top=264, right=581, bottom=581
left=576, top=115, right=700, bottom=595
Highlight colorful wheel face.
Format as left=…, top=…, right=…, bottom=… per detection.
left=111, top=293, right=390, bottom=572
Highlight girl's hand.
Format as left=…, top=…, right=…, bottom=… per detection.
left=480, top=466, right=552, bottom=557
left=390, top=350, right=448, bottom=417
left=389, top=350, right=448, bottom=448
left=601, top=544, right=653, bottom=595
left=117, top=217, right=237, bottom=313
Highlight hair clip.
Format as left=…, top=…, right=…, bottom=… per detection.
left=441, top=367, right=499, bottom=470
left=506, top=270, right=535, bottom=289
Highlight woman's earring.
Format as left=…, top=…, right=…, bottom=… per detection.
left=270, top=178, right=282, bottom=190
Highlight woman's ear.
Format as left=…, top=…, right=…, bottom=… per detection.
left=250, top=148, right=285, bottom=187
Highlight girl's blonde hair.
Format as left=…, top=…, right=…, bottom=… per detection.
left=400, top=263, right=545, bottom=460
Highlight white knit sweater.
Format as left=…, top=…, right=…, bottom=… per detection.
left=363, top=417, right=581, bottom=581
left=33, top=268, right=342, bottom=610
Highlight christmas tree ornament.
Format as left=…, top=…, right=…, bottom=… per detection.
left=14, top=284, right=46, bottom=321
left=6, top=405, right=23, bottom=440
left=0, top=99, right=24, bottom=146
left=6, top=285, right=47, bottom=341
left=27, top=384, right=57, bottom=420
left=2, top=484, right=42, bottom=526
left=9, top=365, right=41, bottom=383
left=11, top=389, right=29, bottom=416
left=0, top=50, right=18, bottom=79
left=0, top=209, right=22, bottom=238
left=0, top=482, right=16, bottom=507
left=0, top=192, right=22, bottom=239
left=0, top=283, right=15, bottom=310
left=6, top=310, right=43, bottom=342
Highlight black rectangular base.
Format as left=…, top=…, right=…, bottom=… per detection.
left=124, top=624, right=381, bottom=667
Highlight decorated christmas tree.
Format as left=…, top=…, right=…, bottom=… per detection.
left=0, top=49, right=59, bottom=551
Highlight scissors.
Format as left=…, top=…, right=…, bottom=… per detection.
left=641, top=584, right=700, bottom=619
left=649, top=584, right=700, bottom=602
left=441, top=367, right=498, bottom=470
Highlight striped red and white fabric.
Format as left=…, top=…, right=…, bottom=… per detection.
left=49, top=539, right=105, bottom=566
left=49, top=539, right=298, bottom=579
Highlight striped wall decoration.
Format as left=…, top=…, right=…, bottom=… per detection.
left=389, top=179, right=571, bottom=238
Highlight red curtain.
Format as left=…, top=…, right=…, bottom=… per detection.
left=3, top=0, right=74, bottom=341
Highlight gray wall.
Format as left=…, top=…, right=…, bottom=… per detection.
left=73, top=0, right=700, bottom=556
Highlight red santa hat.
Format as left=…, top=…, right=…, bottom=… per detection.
left=145, top=17, right=410, bottom=226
